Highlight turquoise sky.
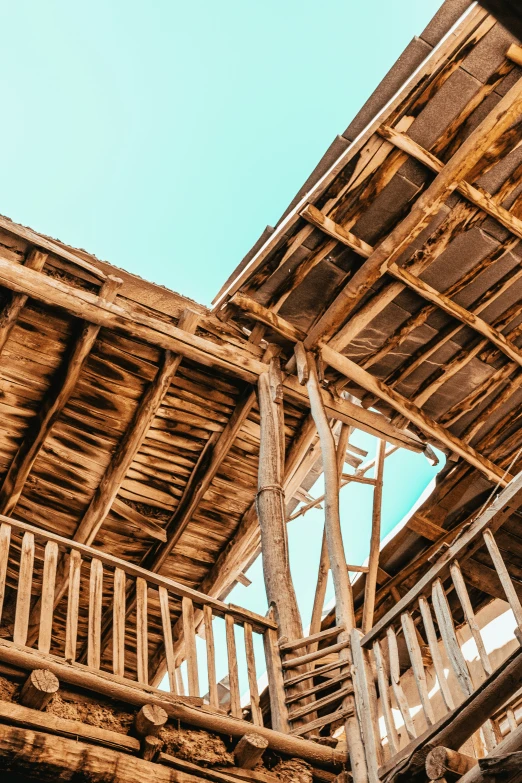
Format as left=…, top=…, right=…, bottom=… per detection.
left=0, top=0, right=445, bottom=692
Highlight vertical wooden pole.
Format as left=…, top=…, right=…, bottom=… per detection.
left=256, top=371, right=303, bottom=642
left=363, top=439, right=385, bottom=634
left=304, top=354, right=368, bottom=783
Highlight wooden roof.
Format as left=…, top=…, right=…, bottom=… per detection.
left=215, top=3, right=522, bottom=625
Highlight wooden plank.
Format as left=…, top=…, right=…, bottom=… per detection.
left=230, top=293, right=306, bottom=342
left=87, top=558, right=103, bottom=670
left=13, top=531, right=35, bottom=647
left=483, top=529, right=522, bottom=629
left=263, top=625, right=290, bottom=733
left=204, top=604, right=219, bottom=711
left=226, top=614, right=242, bottom=719
left=113, top=567, right=126, bottom=678
left=322, top=345, right=508, bottom=486
left=361, top=470, right=522, bottom=648
left=350, top=629, right=380, bottom=782
left=0, top=698, right=140, bottom=752
left=74, top=308, right=200, bottom=548
left=282, top=641, right=348, bottom=670
left=0, top=275, right=122, bottom=517
left=279, top=626, right=343, bottom=654
left=304, top=75, right=522, bottom=346
left=38, top=540, right=58, bottom=654
left=182, top=596, right=199, bottom=697
left=418, top=596, right=455, bottom=712
left=136, top=577, right=148, bottom=685
left=387, top=625, right=416, bottom=740
left=301, top=205, right=373, bottom=258
left=288, top=684, right=352, bottom=722
left=290, top=707, right=353, bottom=737
left=159, top=586, right=178, bottom=695
left=372, top=640, right=399, bottom=756
left=244, top=621, right=263, bottom=726
left=0, top=250, right=47, bottom=355
left=0, top=523, right=11, bottom=625
left=363, top=439, right=385, bottom=633
left=65, top=550, right=81, bottom=663
left=432, top=579, right=473, bottom=698
left=401, top=611, right=436, bottom=725
left=285, top=671, right=349, bottom=704
left=283, top=658, right=343, bottom=688
left=450, top=560, right=492, bottom=676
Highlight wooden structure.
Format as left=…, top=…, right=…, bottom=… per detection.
left=1, top=2, right=522, bottom=781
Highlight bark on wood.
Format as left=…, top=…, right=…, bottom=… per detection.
left=425, top=746, right=476, bottom=780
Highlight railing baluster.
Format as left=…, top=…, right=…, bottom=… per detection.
left=65, top=550, right=82, bottom=662
left=373, top=640, right=399, bottom=756
left=13, top=531, right=35, bottom=646
left=244, top=621, right=263, bottom=726
left=203, top=605, right=218, bottom=710
left=88, top=558, right=103, bottom=670
left=450, top=560, right=492, bottom=676
left=136, top=576, right=148, bottom=685
left=113, top=567, right=126, bottom=677
left=351, top=629, right=381, bottom=781
left=226, top=613, right=241, bottom=719
left=263, top=625, right=290, bottom=733
left=0, top=523, right=11, bottom=625
left=401, top=611, right=436, bottom=725
left=182, top=596, right=199, bottom=697
left=38, top=540, right=58, bottom=654
left=418, top=595, right=454, bottom=712
left=387, top=626, right=416, bottom=740
left=159, top=586, right=178, bottom=694
left=483, top=528, right=522, bottom=630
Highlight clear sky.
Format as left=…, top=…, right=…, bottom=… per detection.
left=0, top=0, right=446, bottom=693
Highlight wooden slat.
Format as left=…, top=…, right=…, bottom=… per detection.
left=38, top=540, right=58, bottom=654
left=387, top=626, right=416, bottom=740
left=418, top=595, right=455, bottom=712
left=432, top=579, right=473, bottom=698
left=203, top=605, right=218, bottom=711
left=483, top=529, right=522, bottom=629
left=304, top=75, right=522, bottom=346
left=65, top=550, right=81, bottom=663
left=363, top=439, right=385, bottom=633
left=322, top=345, right=508, bottom=487
left=13, top=532, right=35, bottom=647
left=279, top=625, right=343, bottom=654
left=283, top=658, right=343, bottom=688
left=290, top=707, right=353, bottom=737
left=244, top=621, right=263, bottom=726
left=372, top=640, right=399, bottom=756
left=288, top=684, right=352, bottom=722
left=401, top=611, right=436, bottom=725
left=450, top=560, right=492, bottom=676
left=0, top=523, right=11, bottom=625
left=282, top=640, right=349, bottom=670
left=285, top=670, right=349, bottom=704
left=182, top=596, right=199, bottom=697
left=226, top=614, right=242, bottom=719
left=158, top=586, right=178, bottom=695
left=136, top=577, right=148, bottom=685
left=113, top=567, right=126, bottom=678
left=350, top=629, right=381, bottom=781
left=230, top=292, right=306, bottom=342
left=263, top=625, right=290, bottom=733
left=87, top=558, right=103, bottom=670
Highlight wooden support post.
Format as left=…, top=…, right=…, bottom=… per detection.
left=256, top=372, right=303, bottom=641
left=234, top=734, right=269, bottom=768
left=426, top=746, right=476, bottom=780
left=303, top=353, right=367, bottom=783
left=134, top=704, right=168, bottom=737
left=141, top=734, right=164, bottom=761
left=19, top=669, right=59, bottom=710
left=362, top=439, right=385, bottom=634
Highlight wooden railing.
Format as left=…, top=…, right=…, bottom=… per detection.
left=348, top=473, right=522, bottom=778
left=0, top=515, right=278, bottom=728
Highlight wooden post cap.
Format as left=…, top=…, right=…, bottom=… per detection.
left=19, top=669, right=59, bottom=710
left=234, top=733, right=269, bottom=769
left=134, top=703, right=168, bottom=737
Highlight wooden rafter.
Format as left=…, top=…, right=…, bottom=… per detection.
left=302, top=73, right=522, bottom=347
left=0, top=274, right=123, bottom=517
left=0, top=250, right=47, bottom=355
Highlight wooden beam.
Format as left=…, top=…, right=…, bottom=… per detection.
left=230, top=293, right=306, bottom=342
left=0, top=274, right=122, bottom=516
left=0, top=249, right=47, bottom=355
left=362, top=439, right=385, bottom=634
left=387, top=261, right=522, bottom=369
left=378, top=123, right=522, bottom=240
left=74, top=308, right=200, bottom=547
left=304, top=75, right=522, bottom=347
left=321, top=344, right=509, bottom=486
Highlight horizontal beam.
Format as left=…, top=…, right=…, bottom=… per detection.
left=378, top=124, right=522, bottom=241
left=321, top=344, right=509, bottom=486
left=229, top=292, right=306, bottom=342
left=0, top=253, right=420, bottom=451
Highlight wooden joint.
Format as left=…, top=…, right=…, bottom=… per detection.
left=234, top=733, right=269, bottom=768
left=19, top=668, right=59, bottom=710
